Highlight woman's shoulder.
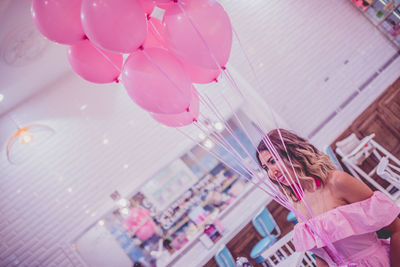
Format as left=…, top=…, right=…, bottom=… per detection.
left=326, top=170, right=352, bottom=188
left=326, top=170, right=373, bottom=204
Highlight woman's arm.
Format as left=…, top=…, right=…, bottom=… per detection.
left=332, top=170, right=400, bottom=266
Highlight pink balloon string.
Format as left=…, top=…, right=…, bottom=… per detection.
left=193, top=93, right=278, bottom=194
left=141, top=49, right=191, bottom=109
left=195, top=93, right=289, bottom=205
left=176, top=2, right=244, bottom=98
left=148, top=17, right=165, bottom=46
left=230, top=30, right=305, bottom=194
left=259, top=131, right=308, bottom=204
left=229, top=24, right=345, bottom=264
left=204, top=69, right=344, bottom=265
left=222, top=68, right=245, bottom=98
left=176, top=3, right=226, bottom=74
left=227, top=28, right=343, bottom=263
left=194, top=93, right=331, bottom=228
left=174, top=2, right=344, bottom=264
left=217, top=94, right=294, bottom=203
left=177, top=124, right=292, bottom=210
left=86, top=36, right=122, bottom=81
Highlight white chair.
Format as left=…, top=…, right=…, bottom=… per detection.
left=335, top=133, right=400, bottom=202
left=259, top=230, right=316, bottom=267
left=377, top=156, right=400, bottom=187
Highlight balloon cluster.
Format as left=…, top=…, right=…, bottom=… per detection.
left=31, top=0, right=233, bottom=127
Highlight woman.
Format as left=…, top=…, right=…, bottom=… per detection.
left=256, top=129, right=400, bottom=266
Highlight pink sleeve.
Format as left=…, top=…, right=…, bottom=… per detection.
left=293, top=191, right=400, bottom=251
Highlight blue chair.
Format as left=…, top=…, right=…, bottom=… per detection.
left=127, top=244, right=145, bottom=262
left=116, top=232, right=132, bottom=250
left=286, top=211, right=298, bottom=225
left=250, top=207, right=281, bottom=265
left=324, top=145, right=343, bottom=170
left=214, top=245, right=235, bottom=267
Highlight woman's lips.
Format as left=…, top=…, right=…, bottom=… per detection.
left=277, top=175, right=285, bottom=183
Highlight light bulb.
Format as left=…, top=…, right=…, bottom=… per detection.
left=19, top=131, right=33, bottom=144
left=118, top=198, right=129, bottom=207
left=214, top=122, right=224, bottom=131
left=120, top=208, right=130, bottom=215
left=198, top=133, right=206, bottom=140
left=6, top=124, right=55, bottom=164
left=204, top=139, right=214, bottom=149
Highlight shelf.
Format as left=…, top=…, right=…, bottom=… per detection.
left=161, top=173, right=241, bottom=239
left=158, top=181, right=260, bottom=267
left=364, top=0, right=397, bottom=25
left=350, top=0, right=400, bottom=49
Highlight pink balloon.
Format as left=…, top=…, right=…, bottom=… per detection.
left=151, top=87, right=199, bottom=127
left=163, top=0, right=232, bottom=70
left=144, top=0, right=174, bottom=9
left=183, top=62, right=220, bottom=84
left=136, top=221, right=155, bottom=241
left=139, top=0, right=155, bottom=15
left=81, top=0, right=148, bottom=54
left=122, top=48, right=192, bottom=114
left=143, top=17, right=167, bottom=49
left=123, top=208, right=155, bottom=241
left=143, top=19, right=219, bottom=83
left=31, top=0, right=85, bottom=45
left=67, top=40, right=123, bottom=83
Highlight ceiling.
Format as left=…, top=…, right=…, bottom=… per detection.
left=0, top=0, right=71, bottom=117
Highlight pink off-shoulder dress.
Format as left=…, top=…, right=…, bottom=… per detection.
left=293, top=191, right=400, bottom=266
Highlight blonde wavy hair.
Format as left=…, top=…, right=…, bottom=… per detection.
left=256, top=129, right=337, bottom=202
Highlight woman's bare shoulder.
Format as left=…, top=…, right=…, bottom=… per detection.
left=327, top=170, right=352, bottom=186
left=327, top=170, right=373, bottom=203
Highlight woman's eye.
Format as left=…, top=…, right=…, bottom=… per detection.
left=262, top=165, right=268, bottom=171
left=271, top=159, right=275, bottom=164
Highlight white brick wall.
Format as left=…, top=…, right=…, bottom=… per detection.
left=1, top=0, right=399, bottom=266
left=0, top=69, right=243, bottom=266
left=223, top=0, right=399, bottom=144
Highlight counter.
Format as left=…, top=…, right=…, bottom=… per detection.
left=158, top=182, right=272, bottom=267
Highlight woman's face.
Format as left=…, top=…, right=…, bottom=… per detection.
left=258, top=150, right=296, bottom=186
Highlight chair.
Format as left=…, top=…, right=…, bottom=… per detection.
left=259, top=230, right=316, bottom=267
left=335, top=133, right=400, bottom=202
left=127, top=244, right=145, bottom=262
left=324, top=145, right=343, bottom=171
left=286, top=211, right=298, bottom=225
left=214, top=245, right=235, bottom=267
left=250, top=207, right=281, bottom=266
left=377, top=156, right=400, bottom=188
